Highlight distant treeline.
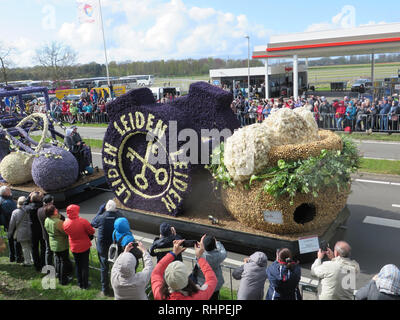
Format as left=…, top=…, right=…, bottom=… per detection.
left=307, top=53, right=400, bottom=67
left=6, top=58, right=263, bottom=82
left=6, top=54, right=400, bottom=82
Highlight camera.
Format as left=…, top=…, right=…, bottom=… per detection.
left=320, top=240, right=329, bottom=252
left=182, top=240, right=197, bottom=248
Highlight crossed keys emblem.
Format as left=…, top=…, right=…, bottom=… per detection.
left=126, top=140, right=169, bottom=191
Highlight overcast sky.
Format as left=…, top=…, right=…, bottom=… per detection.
left=0, top=0, right=395, bottom=67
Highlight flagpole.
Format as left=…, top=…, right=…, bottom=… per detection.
left=98, top=0, right=111, bottom=91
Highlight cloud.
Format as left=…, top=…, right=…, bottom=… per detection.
left=305, top=5, right=357, bottom=32
left=55, top=0, right=272, bottom=64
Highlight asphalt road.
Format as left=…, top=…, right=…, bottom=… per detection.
left=75, top=126, right=400, bottom=162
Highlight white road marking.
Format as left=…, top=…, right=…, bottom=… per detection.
left=392, top=204, right=400, bottom=208
left=363, top=157, right=399, bottom=161
left=354, top=179, right=400, bottom=186
left=356, top=140, right=400, bottom=145
left=363, top=216, right=400, bottom=229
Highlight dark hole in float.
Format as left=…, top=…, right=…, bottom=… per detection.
left=293, top=203, right=316, bottom=224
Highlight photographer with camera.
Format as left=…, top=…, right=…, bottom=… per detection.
left=111, top=241, right=153, bottom=300
left=194, top=235, right=227, bottom=300
left=311, top=241, right=360, bottom=300
left=266, top=248, right=302, bottom=300
left=150, top=222, right=183, bottom=263
left=91, top=200, right=122, bottom=296
left=151, top=235, right=217, bottom=300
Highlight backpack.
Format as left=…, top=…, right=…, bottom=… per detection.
left=108, top=233, right=127, bottom=263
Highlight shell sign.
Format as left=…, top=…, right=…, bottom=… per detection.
left=102, top=82, right=240, bottom=216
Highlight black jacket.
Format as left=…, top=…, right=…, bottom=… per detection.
left=150, top=234, right=183, bottom=263
left=24, top=201, right=44, bottom=237
left=355, top=280, right=400, bottom=300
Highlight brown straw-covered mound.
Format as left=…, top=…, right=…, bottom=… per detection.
left=221, top=181, right=350, bottom=235
left=267, top=129, right=343, bottom=168
left=221, top=129, right=348, bottom=234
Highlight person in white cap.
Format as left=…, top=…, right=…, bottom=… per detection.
left=151, top=235, right=217, bottom=300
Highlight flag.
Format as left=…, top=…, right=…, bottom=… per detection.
left=77, top=0, right=98, bottom=24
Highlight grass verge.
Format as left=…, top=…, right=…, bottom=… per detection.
left=339, top=132, right=400, bottom=142
left=30, top=135, right=104, bottom=150
left=359, top=158, right=400, bottom=176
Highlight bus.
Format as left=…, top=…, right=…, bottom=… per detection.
left=120, top=75, right=154, bottom=87
left=93, top=77, right=138, bottom=90
left=71, top=77, right=109, bottom=89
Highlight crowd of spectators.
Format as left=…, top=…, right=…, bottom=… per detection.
left=231, top=91, right=400, bottom=132
left=49, top=89, right=108, bottom=124
left=1, top=193, right=399, bottom=301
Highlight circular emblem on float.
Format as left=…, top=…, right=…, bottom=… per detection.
left=103, top=110, right=191, bottom=216
left=118, top=132, right=172, bottom=199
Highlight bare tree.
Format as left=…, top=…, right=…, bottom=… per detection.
left=35, top=41, right=77, bottom=82
left=0, top=42, right=15, bottom=85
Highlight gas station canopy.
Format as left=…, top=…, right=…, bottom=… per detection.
left=253, top=22, right=400, bottom=59
left=252, top=23, right=400, bottom=99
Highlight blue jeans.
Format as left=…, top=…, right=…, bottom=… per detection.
left=337, top=118, right=344, bottom=130
left=98, top=253, right=110, bottom=292
left=380, top=115, right=388, bottom=131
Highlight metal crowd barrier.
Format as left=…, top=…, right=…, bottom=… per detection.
left=49, top=112, right=109, bottom=125
left=236, top=112, right=400, bottom=133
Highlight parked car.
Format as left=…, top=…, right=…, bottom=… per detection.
left=351, top=79, right=372, bottom=92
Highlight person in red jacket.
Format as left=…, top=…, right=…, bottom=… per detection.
left=151, top=235, right=217, bottom=300
left=334, top=101, right=346, bottom=130
left=63, top=204, right=95, bottom=289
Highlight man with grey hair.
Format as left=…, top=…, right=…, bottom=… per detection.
left=0, top=186, right=22, bottom=263
left=91, top=199, right=122, bottom=296
left=311, top=241, right=360, bottom=300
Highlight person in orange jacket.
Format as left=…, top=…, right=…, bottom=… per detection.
left=63, top=204, right=95, bottom=289
left=151, top=235, right=217, bottom=300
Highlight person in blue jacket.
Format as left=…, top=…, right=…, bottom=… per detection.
left=112, top=217, right=135, bottom=250
left=344, top=101, right=357, bottom=130
left=266, top=248, right=302, bottom=300
left=379, top=98, right=391, bottom=131
left=91, top=199, right=122, bottom=296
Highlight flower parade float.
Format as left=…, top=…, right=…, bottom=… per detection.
left=105, top=83, right=360, bottom=260
left=0, top=86, right=106, bottom=205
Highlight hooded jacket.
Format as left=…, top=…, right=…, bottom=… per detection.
left=232, top=251, right=268, bottom=300
left=355, top=280, right=400, bottom=300
left=112, top=218, right=135, bottom=248
left=196, top=241, right=227, bottom=292
left=151, top=252, right=217, bottom=301
left=91, top=204, right=122, bottom=256
left=63, top=205, right=95, bottom=253
left=311, top=256, right=360, bottom=300
left=266, top=260, right=302, bottom=300
left=111, top=250, right=154, bottom=300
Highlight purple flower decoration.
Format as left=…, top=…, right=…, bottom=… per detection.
left=32, top=146, right=79, bottom=191
left=103, top=83, right=239, bottom=216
